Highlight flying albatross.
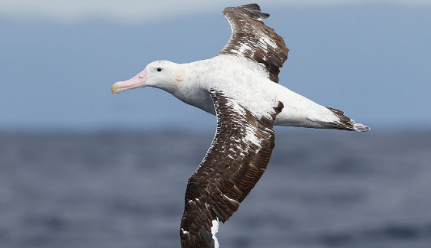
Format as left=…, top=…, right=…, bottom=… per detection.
left=111, top=3, right=369, bottom=248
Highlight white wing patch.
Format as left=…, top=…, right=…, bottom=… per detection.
left=244, top=125, right=263, bottom=149
left=259, top=36, right=277, bottom=49
left=230, top=43, right=252, bottom=55
left=211, top=219, right=220, bottom=248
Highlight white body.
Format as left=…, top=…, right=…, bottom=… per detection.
left=172, top=55, right=341, bottom=129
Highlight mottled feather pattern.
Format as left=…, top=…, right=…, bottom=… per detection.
left=325, top=107, right=370, bottom=132
left=110, top=3, right=369, bottom=248
left=180, top=90, right=283, bottom=248
left=218, top=4, right=289, bottom=83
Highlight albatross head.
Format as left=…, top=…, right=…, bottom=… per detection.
left=111, top=60, right=184, bottom=95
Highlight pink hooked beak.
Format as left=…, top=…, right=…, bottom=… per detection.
left=111, top=68, right=148, bottom=95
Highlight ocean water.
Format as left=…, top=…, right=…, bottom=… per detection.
left=0, top=130, right=430, bottom=248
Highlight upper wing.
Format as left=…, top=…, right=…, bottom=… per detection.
left=217, top=4, right=289, bottom=83
left=179, top=90, right=283, bottom=248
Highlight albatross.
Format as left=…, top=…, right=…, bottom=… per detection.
left=111, top=4, right=369, bottom=248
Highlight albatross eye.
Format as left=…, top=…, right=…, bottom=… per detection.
left=156, top=67, right=163, bottom=72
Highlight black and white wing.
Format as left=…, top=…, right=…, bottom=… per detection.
left=179, top=90, right=283, bottom=248
left=218, top=4, right=289, bottom=83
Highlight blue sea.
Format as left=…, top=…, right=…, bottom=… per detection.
left=1, top=130, right=430, bottom=248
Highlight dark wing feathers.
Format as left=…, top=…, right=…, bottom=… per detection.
left=218, top=4, right=289, bottom=83
left=235, top=3, right=270, bottom=20
left=180, top=90, right=283, bottom=248
left=326, top=107, right=357, bottom=131
left=180, top=5, right=287, bottom=247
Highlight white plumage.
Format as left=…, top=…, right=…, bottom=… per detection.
left=120, top=55, right=367, bottom=131
left=110, top=4, right=369, bottom=248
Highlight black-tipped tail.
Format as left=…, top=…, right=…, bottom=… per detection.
left=326, top=107, right=370, bottom=132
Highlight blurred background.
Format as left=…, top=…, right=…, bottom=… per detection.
left=1, top=0, right=430, bottom=248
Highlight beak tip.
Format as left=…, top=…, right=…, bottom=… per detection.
left=111, top=83, right=120, bottom=95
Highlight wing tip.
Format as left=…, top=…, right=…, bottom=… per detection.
left=225, top=3, right=270, bottom=20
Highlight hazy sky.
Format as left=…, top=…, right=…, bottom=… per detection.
left=1, top=0, right=430, bottom=23
left=1, top=2, right=431, bottom=132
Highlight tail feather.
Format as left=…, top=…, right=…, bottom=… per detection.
left=353, top=123, right=370, bottom=132
left=326, top=107, right=370, bottom=133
